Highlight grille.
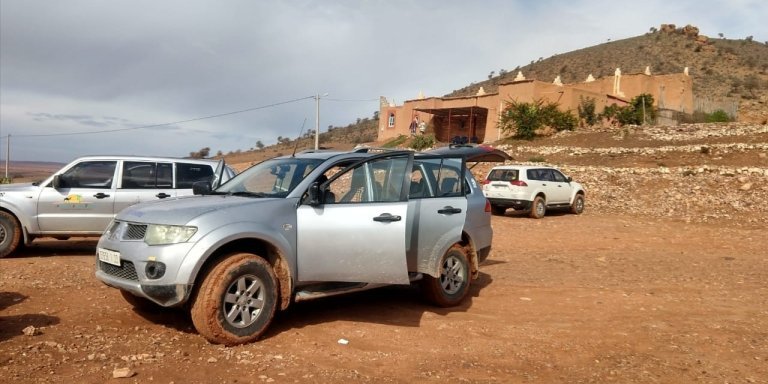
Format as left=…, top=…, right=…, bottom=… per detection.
left=124, top=224, right=147, bottom=240
left=99, top=260, right=139, bottom=281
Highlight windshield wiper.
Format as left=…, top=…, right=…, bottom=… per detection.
left=227, top=191, right=269, bottom=198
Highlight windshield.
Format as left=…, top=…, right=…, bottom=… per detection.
left=214, top=157, right=323, bottom=198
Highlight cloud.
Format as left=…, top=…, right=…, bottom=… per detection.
left=1, top=0, right=766, bottom=162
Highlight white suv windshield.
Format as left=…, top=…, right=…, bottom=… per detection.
left=215, top=158, right=323, bottom=197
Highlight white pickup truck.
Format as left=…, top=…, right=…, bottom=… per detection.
left=0, top=155, right=234, bottom=257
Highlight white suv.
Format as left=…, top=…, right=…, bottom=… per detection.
left=481, top=165, right=585, bottom=218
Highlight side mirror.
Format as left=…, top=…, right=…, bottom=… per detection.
left=192, top=181, right=212, bottom=195
left=52, top=175, right=62, bottom=189
left=307, top=182, right=321, bottom=206
left=567, top=176, right=573, bottom=182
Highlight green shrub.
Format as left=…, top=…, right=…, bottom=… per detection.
left=578, top=96, right=598, bottom=126
left=599, top=94, right=657, bottom=126
left=706, top=109, right=732, bottom=122
left=410, top=134, right=436, bottom=151
left=499, top=100, right=544, bottom=140
left=498, top=99, right=578, bottom=139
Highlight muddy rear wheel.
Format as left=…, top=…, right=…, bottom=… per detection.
left=191, top=253, right=278, bottom=346
left=421, top=245, right=470, bottom=307
left=529, top=196, right=546, bottom=219
left=0, top=211, right=22, bottom=258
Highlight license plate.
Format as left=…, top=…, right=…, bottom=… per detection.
left=97, top=248, right=121, bottom=266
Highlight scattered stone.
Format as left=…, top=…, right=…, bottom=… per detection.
left=22, top=326, right=40, bottom=336
left=207, top=357, right=217, bottom=363
left=112, top=367, right=136, bottom=378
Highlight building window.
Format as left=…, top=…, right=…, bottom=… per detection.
left=388, top=112, right=395, bottom=128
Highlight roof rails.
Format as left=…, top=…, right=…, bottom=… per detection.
left=352, top=146, right=409, bottom=154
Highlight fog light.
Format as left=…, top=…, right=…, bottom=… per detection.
left=145, top=261, right=166, bottom=280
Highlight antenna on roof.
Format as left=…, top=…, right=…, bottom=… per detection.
left=291, top=118, right=308, bottom=158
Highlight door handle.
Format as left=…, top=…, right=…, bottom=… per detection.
left=373, top=213, right=402, bottom=222
left=93, top=193, right=110, bottom=199
left=437, top=206, right=462, bottom=214
left=156, top=193, right=171, bottom=199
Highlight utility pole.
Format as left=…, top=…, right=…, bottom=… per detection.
left=314, top=93, right=328, bottom=151
left=4, top=134, right=9, bottom=180
left=641, top=96, right=647, bottom=125
left=315, top=94, right=320, bottom=150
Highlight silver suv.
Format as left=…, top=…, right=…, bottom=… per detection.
left=482, top=165, right=585, bottom=218
left=0, top=156, right=235, bottom=257
left=95, top=146, right=508, bottom=345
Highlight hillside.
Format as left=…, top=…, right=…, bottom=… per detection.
left=447, top=24, right=768, bottom=122
left=224, top=24, right=765, bottom=164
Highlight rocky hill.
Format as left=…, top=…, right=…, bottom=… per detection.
left=448, top=24, right=768, bottom=123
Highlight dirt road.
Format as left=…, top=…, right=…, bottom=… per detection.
left=1, top=212, right=766, bottom=383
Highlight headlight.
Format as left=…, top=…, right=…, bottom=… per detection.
left=144, top=225, right=197, bottom=245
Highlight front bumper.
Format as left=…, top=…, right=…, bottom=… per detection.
left=95, top=231, right=197, bottom=307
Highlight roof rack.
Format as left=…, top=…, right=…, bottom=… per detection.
left=352, top=146, right=409, bottom=153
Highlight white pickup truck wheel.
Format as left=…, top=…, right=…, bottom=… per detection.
left=0, top=211, right=21, bottom=258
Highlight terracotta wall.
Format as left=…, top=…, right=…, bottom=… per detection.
left=378, top=72, right=693, bottom=143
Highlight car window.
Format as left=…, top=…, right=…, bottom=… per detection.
left=58, top=161, right=116, bottom=189
left=327, top=156, right=408, bottom=204
left=552, top=169, right=567, bottom=182
left=218, top=158, right=322, bottom=197
left=121, top=162, right=173, bottom=189
left=488, top=168, right=519, bottom=182
left=176, top=163, right=214, bottom=189
left=408, top=164, right=433, bottom=199
left=411, top=157, right=463, bottom=198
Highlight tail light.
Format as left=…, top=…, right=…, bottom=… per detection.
left=511, top=180, right=528, bottom=187
left=481, top=179, right=491, bottom=185
left=485, top=199, right=492, bottom=213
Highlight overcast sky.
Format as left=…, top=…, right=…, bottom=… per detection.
left=1, top=0, right=766, bottom=163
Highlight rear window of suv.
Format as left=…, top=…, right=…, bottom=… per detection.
left=488, top=169, right=519, bottom=182
left=176, top=163, right=214, bottom=188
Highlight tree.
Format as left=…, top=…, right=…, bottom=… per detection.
left=488, top=71, right=495, bottom=80
left=599, top=94, right=657, bottom=126
left=577, top=96, right=598, bottom=126
left=256, top=140, right=264, bottom=150
left=498, top=99, right=577, bottom=140
left=188, top=147, right=211, bottom=159
left=718, top=33, right=724, bottom=39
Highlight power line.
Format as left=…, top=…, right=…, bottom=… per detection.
left=325, top=97, right=379, bottom=102
left=2, top=95, right=317, bottom=139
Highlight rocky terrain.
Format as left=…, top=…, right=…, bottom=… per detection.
left=480, top=123, right=768, bottom=227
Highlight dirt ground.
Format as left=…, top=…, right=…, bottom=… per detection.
left=1, top=212, right=766, bottom=383
left=1, top=123, right=767, bottom=383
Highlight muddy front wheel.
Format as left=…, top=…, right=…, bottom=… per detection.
left=421, top=245, right=470, bottom=307
left=190, top=253, right=278, bottom=346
